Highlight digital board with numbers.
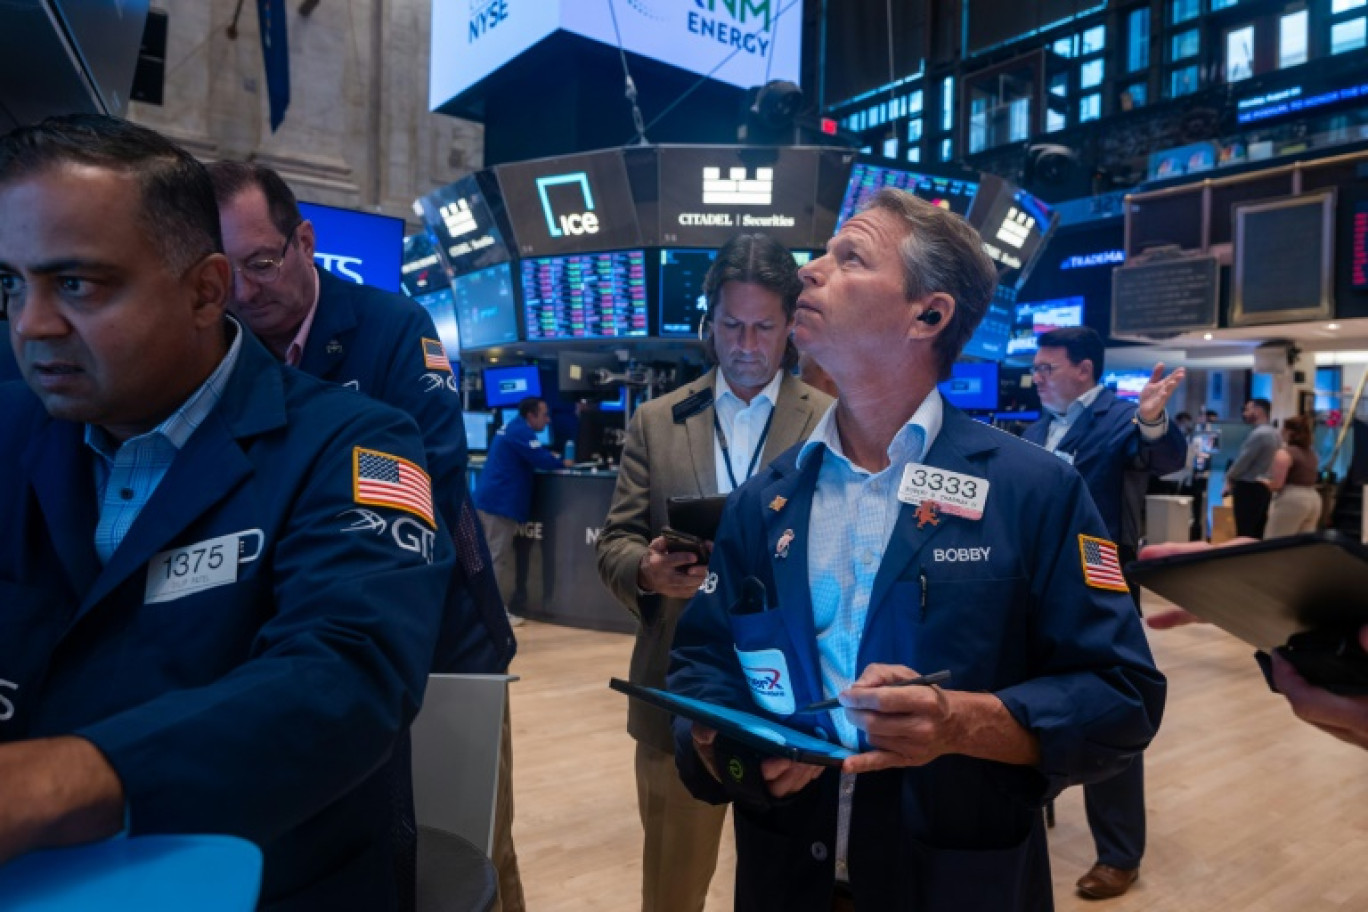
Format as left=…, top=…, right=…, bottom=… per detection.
left=520, top=250, right=649, bottom=340
left=837, top=162, right=979, bottom=225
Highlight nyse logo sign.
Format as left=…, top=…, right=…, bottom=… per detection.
left=469, top=0, right=509, bottom=42
left=536, top=172, right=600, bottom=238
left=315, top=252, right=364, bottom=284
left=441, top=198, right=478, bottom=238
left=702, top=166, right=772, bottom=205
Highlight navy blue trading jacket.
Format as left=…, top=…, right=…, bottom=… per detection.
left=473, top=416, right=564, bottom=523
left=0, top=329, right=453, bottom=909
left=668, top=404, right=1166, bottom=912
left=1023, top=387, right=1186, bottom=549
left=301, top=267, right=513, bottom=672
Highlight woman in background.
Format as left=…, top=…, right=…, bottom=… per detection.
left=1264, top=415, right=1322, bottom=537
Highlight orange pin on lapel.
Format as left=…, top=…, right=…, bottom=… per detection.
left=915, top=501, right=940, bottom=529
left=768, top=495, right=787, bottom=512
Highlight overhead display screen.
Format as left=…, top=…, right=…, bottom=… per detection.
left=657, top=146, right=820, bottom=249
left=659, top=248, right=718, bottom=338
left=497, top=150, right=642, bottom=258
left=837, top=162, right=979, bottom=225
left=961, top=285, right=1015, bottom=361
left=430, top=1, right=801, bottom=112
left=1008, top=296, right=1084, bottom=357
left=520, top=250, right=649, bottom=341
left=968, top=174, right=1057, bottom=290
left=453, top=262, right=520, bottom=350
left=299, top=201, right=404, bottom=292
left=561, top=2, right=801, bottom=92
left=938, top=360, right=999, bottom=411
left=415, top=174, right=511, bottom=276
left=413, top=288, right=460, bottom=358
left=401, top=233, right=450, bottom=298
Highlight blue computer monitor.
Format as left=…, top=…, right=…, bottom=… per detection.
left=1103, top=369, right=1152, bottom=402
left=462, top=410, right=494, bottom=452
left=1007, top=296, right=1085, bottom=357
left=483, top=364, right=541, bottom=408
left=299, top=201, right=404, bottom=292
left=938, top=361, right=1000, bottom=411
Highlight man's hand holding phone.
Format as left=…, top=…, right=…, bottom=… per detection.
left=638, top=531, right=711, bottom=599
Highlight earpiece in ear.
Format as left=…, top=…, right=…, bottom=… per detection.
left=917, top=309, right=943, bottom=326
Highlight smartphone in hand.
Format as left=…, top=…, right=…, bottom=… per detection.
left=661, top=526, right=708, bottom=568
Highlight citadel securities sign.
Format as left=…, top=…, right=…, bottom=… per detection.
left=657, top=145, right=819, bottom=249
left=430, top=0, right=802, bottom=111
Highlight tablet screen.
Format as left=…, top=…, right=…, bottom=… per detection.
left=610, top=679, right=853, bottom=766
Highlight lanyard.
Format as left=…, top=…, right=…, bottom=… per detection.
left=714, top=405, right=776, bottom=491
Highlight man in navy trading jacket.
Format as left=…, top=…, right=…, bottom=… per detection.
left=0, top=114, right=451, bottom=909
left=668, top=188, right=1166, bottom=912
left=1024, top=325, right=1186, bottom=900
left=206, top=160, right=522, bottom=909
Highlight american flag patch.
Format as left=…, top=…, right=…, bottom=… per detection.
left=1079, top=534, right=1129, bottom=592
left=354, top=447, right=435, bottom=528
left=422, top=338, right=451, bottom=373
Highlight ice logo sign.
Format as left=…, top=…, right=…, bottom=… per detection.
left=535, top=171, right=600, bottom=238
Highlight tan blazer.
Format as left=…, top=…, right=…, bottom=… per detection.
left=595, top=368, right=833, bottom=751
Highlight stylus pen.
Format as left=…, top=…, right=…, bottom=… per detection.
left=797, top=669, right=951, bottom=714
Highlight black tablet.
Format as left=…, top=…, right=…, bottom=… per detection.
left=1126, top=531, right=1368, bottom=653
left=609, top=678, right=854, bottom=767
left=666, top=495, right=729, bottom=542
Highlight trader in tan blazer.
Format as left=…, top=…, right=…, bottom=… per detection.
left=597, top=234, right=832, bottom=912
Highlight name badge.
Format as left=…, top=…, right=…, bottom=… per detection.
left=144, top=529, right=264, bottom=605
left=734, top=647, right=796, bottom=716
left=897, top=464, right=990, bottom=520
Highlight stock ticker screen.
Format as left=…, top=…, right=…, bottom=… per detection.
left=520, top=250, right=649, bottom=341
left=837, top=162, right=979, bottom=226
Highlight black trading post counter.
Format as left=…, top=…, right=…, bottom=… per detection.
left=469, top=465, right=631, bottom=634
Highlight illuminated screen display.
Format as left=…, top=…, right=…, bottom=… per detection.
left=1103, top=370, right=1151, bottom=402
left=520, top=250, right=648, bottom=341
left=1007, top=296, right=1084, bottom=356
left=299, top=201, right=404, bottom=292
left=837, top=163, right=979, bottom=226
left=412, top=288, right=460, bottom=357
left=1354, top=198, right=1368, bottom=291
left=659, top=248, right=717, bottom=338
left=416, top=174, right=511, bottom=276
left=483, top=365, right=542, bottom=408
left=961, top=285, right=1015, bottom=361
left=463, top=410, right=494, bottom=452
left=657, top=146, right=820, bottom=249
left=497, top=150, right=641, bottom=257
left=938, top=361, right=999, bottom=412
left=401, top=232, right=450, bottom=298
left=453, top=263, right=520, bottom=350
left=968, top=174, right=1055, bottom=289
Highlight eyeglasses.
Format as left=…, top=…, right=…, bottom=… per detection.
left=1030, top=362, right=1068, bottom=378
left=232, top=221, right=300, bottom=285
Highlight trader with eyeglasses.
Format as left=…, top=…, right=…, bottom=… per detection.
left=1022, top=325, right=1185, bottom=901
left=206, top=162, right=525, bottom=911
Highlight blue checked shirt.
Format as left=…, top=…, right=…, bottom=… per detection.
left=796, top=391, right=943, bottom=749
left=87, top=320, right=244, bottom=565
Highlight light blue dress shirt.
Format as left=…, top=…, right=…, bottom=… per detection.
left=795, top=390, right=944, bottom=750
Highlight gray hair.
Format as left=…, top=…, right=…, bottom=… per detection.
left=860, top=188, right=997, bottom=381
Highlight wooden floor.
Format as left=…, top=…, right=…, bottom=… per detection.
left=505, top=592, right=1368, bottom=911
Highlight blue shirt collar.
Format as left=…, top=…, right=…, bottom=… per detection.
left=85, top=317, right=245, bottom=461
left=797, top=388, right=944, bottom=474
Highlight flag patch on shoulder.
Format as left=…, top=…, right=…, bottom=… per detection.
left=422, top=338, right=451, bottom=373
left=354, top=447, right=435, bottom=528
left=1079, top=534, right=1128, bottom=592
